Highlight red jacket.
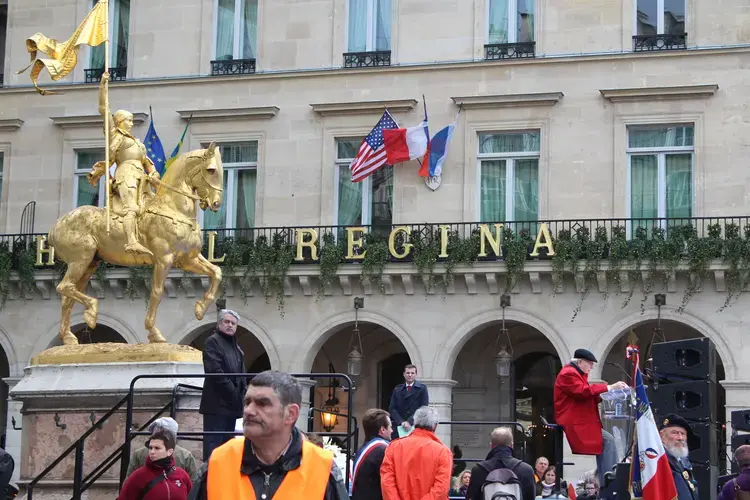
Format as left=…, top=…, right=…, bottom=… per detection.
left=381, top=428, right=453, bottom=500
left=553, top=363, right=609, bottom=455
left=119, top=456, right=192, bottom=500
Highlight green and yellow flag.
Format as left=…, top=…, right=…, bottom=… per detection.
left=17, top=0, right=108, bottom=94
left=164, top=115, right=193, bottom=171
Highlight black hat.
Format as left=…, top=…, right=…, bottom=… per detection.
left=573, top=348, right=598, bottom=363
left=659, top=413, right=694, bottom=439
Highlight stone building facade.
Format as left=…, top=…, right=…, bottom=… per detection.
left=0, top=0, right=748, bottom=489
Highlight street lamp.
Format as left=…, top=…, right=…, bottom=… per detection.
left=495, top=294, right=514, bottom=380
left=347, top=297, right=365, bottom=377
left=321, top=363, right=340, bottom=432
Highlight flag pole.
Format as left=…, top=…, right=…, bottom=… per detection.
left=103, top=0, right=111, bottom=233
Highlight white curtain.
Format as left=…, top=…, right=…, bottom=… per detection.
left=216, top=0, right=235, bottom=60
left=480, top=160, right=506, bottom=222
left=517, top=0, right=534, bottom=43
left=241, top=0, right=258, bottom=59
left=514, top=159, right=538, bottom=221
left=236, top=169, right=256, bottom=228
left=375, top=0, right=391, bottom=50
left=113, top=0, right=130, bottom=68
left=488, top=0, right=509, bottom=44
left=348, top=0, right=368, bottom=51
left=338, top=165, right=363, bottom=225
left=204, top=175, right=228, bottom=229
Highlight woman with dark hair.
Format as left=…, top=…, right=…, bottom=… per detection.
left=119, top=430, right=192, bottom=500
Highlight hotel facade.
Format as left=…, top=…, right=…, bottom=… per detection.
left=0, top=0, right=749, bottom=489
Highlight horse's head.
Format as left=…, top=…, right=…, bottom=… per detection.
left=187, top=142, right=224, bottom=212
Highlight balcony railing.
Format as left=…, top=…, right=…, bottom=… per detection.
left=633, top=33, right=687, bottom=52
left=484, top=42, right=536, bottom=60
left=8, top=217, right=750, bottom=271
left=210, top=58, right=256, bottom=76
left=84, top=66, right=127, bottom=84
left=343, top=50, right=391, bottom=68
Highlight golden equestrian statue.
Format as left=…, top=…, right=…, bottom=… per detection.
left=47, top=71, right=224, bottom=346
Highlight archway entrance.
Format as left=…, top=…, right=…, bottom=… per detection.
left=601, top=320, right=727, bottom=477
left=47, top=324, right=127, bottom=348
left=187, top=325, right=271, bottom=372
left=451, top=321, right=561, bottom=467
left=309, top=322, right=410, bottom=441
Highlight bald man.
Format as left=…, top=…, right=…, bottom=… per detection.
left=465, top=427, right=535, bottom=500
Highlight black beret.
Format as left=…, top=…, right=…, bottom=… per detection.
left=573, top=348, right=598, bottom=363
left=659, top=413, right=694, bottom=438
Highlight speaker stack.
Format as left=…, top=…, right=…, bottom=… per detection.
left=647, top=337, right=719, bottom=500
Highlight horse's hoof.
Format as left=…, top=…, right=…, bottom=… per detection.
left=194, top=301, right=206, bottom=320
left=61, top=333, right=79, bottom=345
left=83, top=304, right=98, bottom=329
left=147, top=331, right=167, bottom=343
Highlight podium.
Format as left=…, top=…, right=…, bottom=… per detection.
left=600, top=389, right=636, bottom=463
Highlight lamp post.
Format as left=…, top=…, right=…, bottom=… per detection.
left=215, top=298, right=226, bottom=323
left=347, top=297, right=365, bottom=378
left=495, top=294, right=513, bottom=381
left=320, top=363, right=340, bottom=432
left=654, top=293, right=666, bottom=342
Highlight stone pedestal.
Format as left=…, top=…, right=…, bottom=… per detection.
left=10, top=346, right=205, bottom=500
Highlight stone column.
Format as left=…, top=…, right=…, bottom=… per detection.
left=3, top=377, right=21, bottom=484
left=420, top=378, right=457, bottom=447
left=296, top=378, right=318, bottom=432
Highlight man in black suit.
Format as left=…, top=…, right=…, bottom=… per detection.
left=199, top=309, right=247, bottom=461
left=388, top=364, right=429, bottom=440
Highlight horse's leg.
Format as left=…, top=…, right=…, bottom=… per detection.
left=56, top=260, right=99, bottom=345
left=179, top=254, right=222, bottom=321
left=144, top=255, right=174, bottom=343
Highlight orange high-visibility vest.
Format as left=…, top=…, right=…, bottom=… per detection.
left=207, top=437, right=334, bottom=499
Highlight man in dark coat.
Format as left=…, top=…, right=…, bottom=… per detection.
left=199, top=309, right=247, bottom=461
left=0, top=448, right=14, bottom=497
left=718, top=444, right=750, bottom=500
left=351, top=408, right=392, bottom=500
left=388, top=364, right=429, bottom=440
left=465, top=427, right=536, bottom=500
left=659, top=414, right=699, bottom=500
left=554, top=348, right=628, bottom=486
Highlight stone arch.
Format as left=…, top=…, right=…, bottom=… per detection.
left=31, top=311, right=139, bottom=364
left=0, top=324, right=20, bottom=377
left=175, top=314, right=281, bottom=371
left=292, top=309, right=422, bottom=373
left=590, top=307, right=736, bottom=379
left=433, top=307, right=570, bottom=380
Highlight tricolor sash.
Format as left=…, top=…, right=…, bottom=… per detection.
left=350, top=437, right=389, bottom=493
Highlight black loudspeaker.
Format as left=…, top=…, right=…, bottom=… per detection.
left=692, top=463, right=718, bottom=500
left=648, top=379, right=717, bottom=422
left=731, top=433, right=750, bottom=450
left=732, top=409, right=750, bottom=433
left=652, top=337, right=717, bottom=382
left=687, top=421, right=718, bottom=464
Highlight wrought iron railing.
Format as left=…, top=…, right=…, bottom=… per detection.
left=484, top=41, right=536, bottom=60
left=343, top=50, right=391, bottom=68
left=633, top=33, right=687, bottom=51
left=84, top=66, right=127, bottom=84
left=210, top=58, right=256, bottom=76
left=7, top=217, right=750, bottom=271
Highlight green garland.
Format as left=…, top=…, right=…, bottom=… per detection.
left=503, top=228, right=532, bottom=294
left=411, top=230, right=440, bottom=294
left=0, top=244, right=12, bottom=309
left=317, top=233, right=345, bottom=301
left=361, top=233, right=389, bottom=294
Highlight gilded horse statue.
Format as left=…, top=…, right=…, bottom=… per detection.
left=48, top=141, right=225, bottom=345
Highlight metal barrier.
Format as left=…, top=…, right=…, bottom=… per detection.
left=122, top=372, right=356, bottom=488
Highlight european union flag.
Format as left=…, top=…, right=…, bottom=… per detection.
left=144, top=106, right=167, bottom=175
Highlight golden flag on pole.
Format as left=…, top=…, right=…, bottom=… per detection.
left=16, top=0, right=108, bottom=95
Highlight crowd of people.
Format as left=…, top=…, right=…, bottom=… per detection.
left=116, top=311, right=742, bottom=499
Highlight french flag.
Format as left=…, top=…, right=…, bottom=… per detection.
left=630, top=351, right=678, bottom=500
left=419, top=121, right=456, bottom=178
left=382, top=120, right=429, bottom=165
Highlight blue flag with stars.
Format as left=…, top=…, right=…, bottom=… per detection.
left=144, top=106, right=167, bottom=175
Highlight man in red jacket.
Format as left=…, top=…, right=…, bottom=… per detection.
left=554, top=348, right=628, bottom=487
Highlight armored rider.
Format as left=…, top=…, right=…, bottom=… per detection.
left=88, top=71, right=159, bottom=256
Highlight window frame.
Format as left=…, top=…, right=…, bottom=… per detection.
left=633, top=0, right=686, bottom=36
left=485, top=0, right=535, bottom=44
left=333, top=138, right=392, bottom=227
left=625, top=124, right=695, bottom=231
left=73, top=149, right=106, bottom=209
left=475, top=131, right=541, bottom=223
left=198, top=141, right=258, bottom=230
left=345, top=0, right=391, bottom=52
left=212, top=0, right=258, bottom=60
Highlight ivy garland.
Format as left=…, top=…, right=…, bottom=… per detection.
left=7, top=222, right=750, bottom=320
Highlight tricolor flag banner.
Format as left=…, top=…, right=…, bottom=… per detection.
left=630, top=353, right=678, bottom=500
left=349, top=111, right=399, bottom=183
left=419, top=121, right=456, bottom=178
left=382, top=119, right=429, bottom=165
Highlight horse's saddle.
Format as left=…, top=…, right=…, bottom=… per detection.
left=87, top=161, right=155, bottom=218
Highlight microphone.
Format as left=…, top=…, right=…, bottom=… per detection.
left=605, top=362, right=633, bottom=382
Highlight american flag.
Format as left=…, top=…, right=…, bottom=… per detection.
left=350, top=111, right=398, bottom=183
